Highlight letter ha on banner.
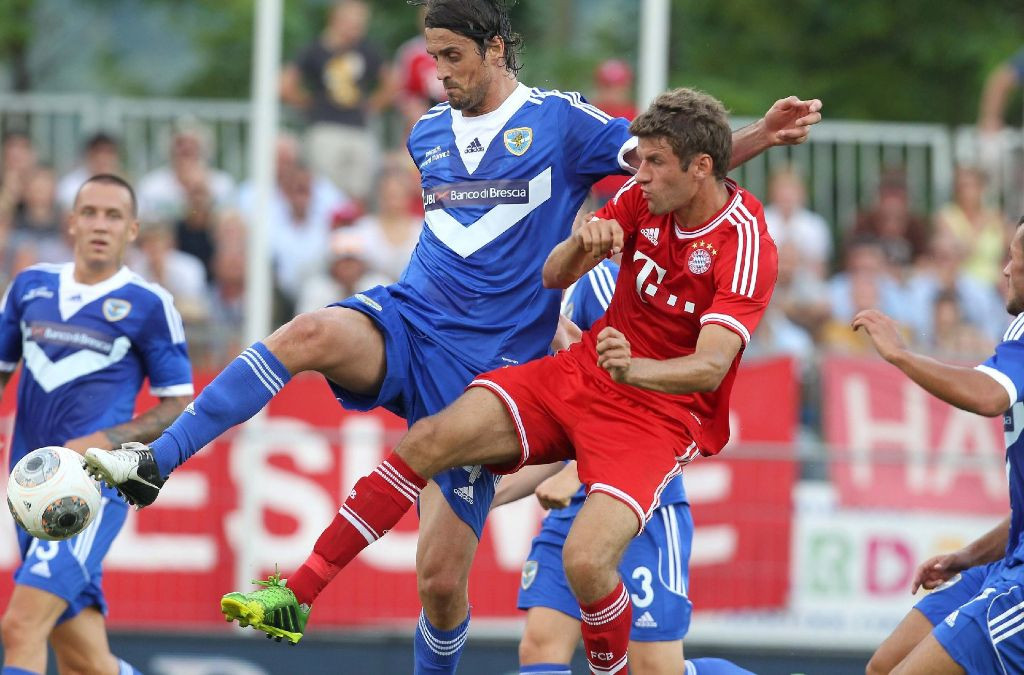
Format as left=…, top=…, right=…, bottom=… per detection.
left=823, top=357, right=1008, bottom=514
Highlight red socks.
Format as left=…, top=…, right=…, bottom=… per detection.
left=287, top=453, right=427, bottom=606
left=579, top=582, right=631, bottom=674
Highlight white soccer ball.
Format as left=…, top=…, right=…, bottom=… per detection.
left=6, top=446, right=102, bottom=541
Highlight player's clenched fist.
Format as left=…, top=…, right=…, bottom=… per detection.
left=596, top=326, right=631, bottom=382
left=573, top=217, right=624, bottom=260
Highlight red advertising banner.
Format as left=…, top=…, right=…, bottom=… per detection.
left=0, top=358, right=797, bottom=628
left=823, top=356, right=1008, bottom=514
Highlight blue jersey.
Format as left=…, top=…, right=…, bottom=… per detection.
left=979, top=312, right=1024, bottom=564
left=546, top=260, right=687, bottom=522
left=0, top=263, right=194, bottom=497
left=395, top=84, right=633, bottom=373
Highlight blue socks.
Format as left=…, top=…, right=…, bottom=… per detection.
left=520, top=664, right=571, bottom=674
left=413, top=609, right=470, bottom=674
left=2, top=667, right=42, bottom=675
left=152, top=342, right=291, bottom=477
left=688, top=657, right=756, bottom=674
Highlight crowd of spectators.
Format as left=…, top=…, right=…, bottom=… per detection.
left=0, top=0, right=1017, bottom=435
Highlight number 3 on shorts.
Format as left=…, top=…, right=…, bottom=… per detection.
left=630, top=566, right=655, bottom=608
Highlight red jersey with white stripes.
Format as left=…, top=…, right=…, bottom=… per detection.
left=577, top=177, right=777, bottom=456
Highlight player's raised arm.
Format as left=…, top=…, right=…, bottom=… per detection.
left=729, top=96, right=823, bottom=169
left=852, top=309, right=1011, bottom=417
left=597, top=324, right=742, bottom=394
left=542, top=217, right=623, bottom=289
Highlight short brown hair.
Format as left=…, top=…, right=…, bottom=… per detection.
left=629, top=88, right=732, bottom=180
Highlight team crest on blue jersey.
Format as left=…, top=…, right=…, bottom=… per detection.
left=504, top=127, right=533, bottom=156
left=101, top=298, right=132, bottom=322
left=521, top=560, right=538, bottom=589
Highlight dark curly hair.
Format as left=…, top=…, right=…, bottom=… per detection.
left=408, top=0, right=523, bottom=75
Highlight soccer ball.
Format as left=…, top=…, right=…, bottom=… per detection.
left=6, top=446, right=102, bottom=541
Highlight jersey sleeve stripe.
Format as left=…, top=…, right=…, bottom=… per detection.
left=597, top=263, right=617, bottom=306
left=700, top=313, right=751, bottom=344
left=617, top=136, right=638, bottom=173
left=730, top=215, right=746, bottom=294
left=560, top=279, right=579, bottom=317
left=736, top=203, right=761, bottom=297
left=131, top=277, right=187, bottom=344
left=587, top=266, right=614, bottom=310
left=150, top=383, right=195, bottom=397
left=1007, top=313, right=1024, bottom=341
left=536, top=90, right=611, bottom=124
left=975, top=364, right=1017, bottom=407
left=0, top=282, right=11, bottom=313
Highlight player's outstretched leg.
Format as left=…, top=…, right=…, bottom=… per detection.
left=412, top=483, right=479, bottom=674
left=86, top=307, right=386, bottom=506
left=563, top=493, right=639, bottom=675
left=219, top=387, right=524, bottom=643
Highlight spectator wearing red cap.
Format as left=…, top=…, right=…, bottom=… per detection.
left=591, top=59, right=637, bottom=205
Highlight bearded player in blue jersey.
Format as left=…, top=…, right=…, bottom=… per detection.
left=493, top=258, right=753, bottom=675
left=86, top=0, right=820, bottom=670
left=0, top=175, right=193, bottom=675
left=857, top=218, right=1024, bottom=674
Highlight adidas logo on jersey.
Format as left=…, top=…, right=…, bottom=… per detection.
left=945, top=610, right=959, bottom=627
left=29, top=560, right=51, bottom=578
left=640, top=227, right=660, bottom=246
left=184, top=402, right=196, bottom=416
left=454, top=486, right=474, bottom=504
left=634, top=611, right=658, bottom=628
left=465, top=137, right=485, bottom=153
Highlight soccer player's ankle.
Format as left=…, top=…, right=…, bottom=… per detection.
left=150, top=434, right=179, bottom=478
left=288, top=552, right=338, bottom=606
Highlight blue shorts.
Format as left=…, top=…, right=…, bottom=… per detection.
left=331, top=286, right=497, bottom=538
left=518, top=502, right=693, bottom=641
left=13, top=496, right=128, bottom=624
left=925, top=559, right=1024, bottom=673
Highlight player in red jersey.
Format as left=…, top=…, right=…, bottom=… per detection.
left=249, top=87, right=777, bottom=673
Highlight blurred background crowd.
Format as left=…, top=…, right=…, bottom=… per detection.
left=2, top=0, right=1024, bottom=437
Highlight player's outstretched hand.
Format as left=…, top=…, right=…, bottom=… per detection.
left=911, top=551, right=972, bottom=595
left=596, top=326, right=632, bottom=383
left=852, top=309, right=907, bottom=362
left=763, top=96, right=823, bottom=146
left=573, top=217, right=624, bottom=260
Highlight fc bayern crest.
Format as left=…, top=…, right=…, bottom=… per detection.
left=688, top=247, right=713, bottom=275
left=101, top=298, right=132, bottom=322
left=504, top=127, right=533, bottom=156
left=521, top=560, right=538, bottom=589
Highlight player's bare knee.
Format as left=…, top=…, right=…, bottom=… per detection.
left=266, top=311, right=331, bottom=372
left=417, top=562, right=468, bottom=608
left=519, top=630, right=552, bottom=664
left=563, top=541, right=613, bottom=599
left=401, top=417, right=455, bottom=476
left=0, top=608, right=43, bottom=653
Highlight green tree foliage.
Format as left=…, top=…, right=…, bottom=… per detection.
left=671, top=0, right=1024, bottom=123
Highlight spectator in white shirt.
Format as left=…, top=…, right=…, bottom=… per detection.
left=763, top=167, right=833, bottom=278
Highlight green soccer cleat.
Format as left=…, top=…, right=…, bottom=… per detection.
left=220, top=568, right=310, bottom=644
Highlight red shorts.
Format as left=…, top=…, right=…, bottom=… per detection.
left=470, top=350, right=699, bottom=534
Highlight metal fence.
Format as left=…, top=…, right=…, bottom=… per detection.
left=3, top=92, right=1022, bottom=230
